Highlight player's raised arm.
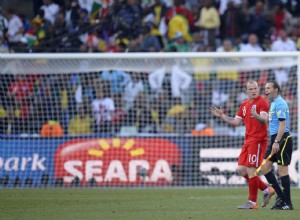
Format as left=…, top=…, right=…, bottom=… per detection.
left=210, top=105, right=242, bottom=127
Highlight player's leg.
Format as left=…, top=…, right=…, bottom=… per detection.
left=247, top=166, right=259, bottom=207
left=253, top=140, right=275, bottom=208
left=278, top=165, right=292, bottom=209
left=261, top=148, right=288, bottom=209
left=237, top=144, right=258, bottom=209
left=238, top=166, right=269, bottom=192
left=243, top=140, right=272, bottom=208
left=245, top=141, right=265, bottom=208
left=277, top=135, right=293, bottom=209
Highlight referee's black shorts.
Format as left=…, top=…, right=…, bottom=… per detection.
left=264, top=132, right=293, bottom=166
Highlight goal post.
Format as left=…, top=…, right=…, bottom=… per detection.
left=0, top=52, right=298, bottom=74
left=0, top=52, right=299, bottom=188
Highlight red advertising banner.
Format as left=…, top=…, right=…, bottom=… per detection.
left=54, top=138, right=181, bottom=186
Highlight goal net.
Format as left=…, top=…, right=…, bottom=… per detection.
left=0, top=52, right=299, bottom=188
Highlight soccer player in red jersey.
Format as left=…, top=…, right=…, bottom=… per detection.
left=210, top=80, right=275, bottom=209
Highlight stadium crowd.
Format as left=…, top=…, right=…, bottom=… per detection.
left=0, top=0, right=299, bottom=136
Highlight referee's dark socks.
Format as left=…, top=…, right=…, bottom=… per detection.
left=280, top=175, right=292, bottom=205
left=264, top=171, right=285, bottom=200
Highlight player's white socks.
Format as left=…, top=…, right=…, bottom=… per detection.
left=263, top=187, right=269, bottom=194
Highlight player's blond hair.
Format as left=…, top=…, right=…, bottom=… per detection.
left=244, top=80, right=259, bottom=90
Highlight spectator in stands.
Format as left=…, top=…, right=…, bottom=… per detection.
left=82, top=29, right=102, bottom=52
left=148, top=65, right=192, bottom=99
left=40, top=119, right=64, bottom=137
left=114, top=0, right=143, bottom=39
left=273, top=3, right=293, bottom=35
left=193, top=77, right=213, bottom=123
left=189, top=32, right=205, bottom=52
left=30, top=76, right=54, bottom=133
left=76, top=74, right=97, bottom=105
left=150, top=89, right=170, bottom=132
left=33, top=25, right=57, bottom=52
left=68, top=105, right=92, bottom=135
left=35, top=8, right=51, bottom=27
left=271, top=29, right=297, bottom=69
left=0, top=101, right=6, bottom=120
left=216, top=39, right=239, bottom=94
left=271, top=29, right=297, bottom=51
left=239, top=34, right=263, bottom=82
left=165, top=0, right=194, bottom=33
left=127, top=34, right=143, bottom=52
left=146, top=0, right=168, bottom=27
left=123, top=72, right=144, bottom=112
left=77, top=0, right=93, bottom=15
left=290, top=21, right=300, bottom=49
left=220, top=1, right=244, bottom=43
left=261, top=33, right=273, bottom=51
left=124, top=92, right=157, bottom=133
left=105, top=34, right=129, bottom=52
left=240, top=33, right=262, bottom=54
left=191, top=120, right=215, bottom=136
left=18, top=13, right=31, bottom=35
left=101, top=69, right=131, bottom=96
left=7, top=74, right=33, bottom=132
left=283, top=0, right=300, bottom=17
left=8, top=75, right=33, bottom=102
left=161, top=97, right=192, bottom=133
left=52, top=75, right=75, bottom=133
left=166, top=31, right=189, bottom=52
left=92, top=86, right=115, bottom=133
left=0, top=7, right=8, bottom=40
left=78, top=8, right=90, bottom=28
left=25, top=16, right=46, bottom=48
left=224, top=89, right=241, bottom=117
left=191, top=45, right=211, bottom=97
left=190, top=4, right=200, bottom=28
left=144, top=20, right=165, bottom=49
left=53, top=11, right=67, bottom=38
left=115, top=34, right=130, bottom=52
left=40, top=0, right=60, bottom=25
left=0, top=105, right=19, bottom=135
left=5, top=9, right=24, bottom=49
left=219, top=0, right=242, bottom=15
left=65, top=0, right=81, bottom=32
left=166, top=6, right=193, bottom=43
left=140, top=24, right=161, bottom=52
left=273, top=67, right=289, bottom=87
left=196, top=0, right=220, bottom=49
left=111, top=94, right=126, bottom=133
left=248, top=0, right=270, bottom=42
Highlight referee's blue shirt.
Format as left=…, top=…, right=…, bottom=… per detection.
left=269, top=95, right=290, bottom=135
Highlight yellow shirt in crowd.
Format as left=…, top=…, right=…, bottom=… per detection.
left=68, top=115, right=92, bottom=135
left=198, top=7, right=220, bottom=29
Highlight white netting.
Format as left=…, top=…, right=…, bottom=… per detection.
left=0, top=52, right=299, bottom=188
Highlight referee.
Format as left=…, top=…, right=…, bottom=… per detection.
left=262, top=80, right=293, bottom=210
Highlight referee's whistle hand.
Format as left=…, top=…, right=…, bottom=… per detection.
left=271, top=143, right=280, bottom=154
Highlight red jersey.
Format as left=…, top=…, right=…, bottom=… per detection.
left=8, top=81, right=33, bottom=101
left=236, top=96, right=269, bottom=142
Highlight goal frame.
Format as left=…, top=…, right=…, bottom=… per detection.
left=1, top=51, right=300, bottom=188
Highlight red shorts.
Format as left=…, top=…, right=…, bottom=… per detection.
left=238, top=140, right=268, bottom=167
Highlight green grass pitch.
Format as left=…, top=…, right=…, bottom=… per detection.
left=0, top=188, right=299, bottom=220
